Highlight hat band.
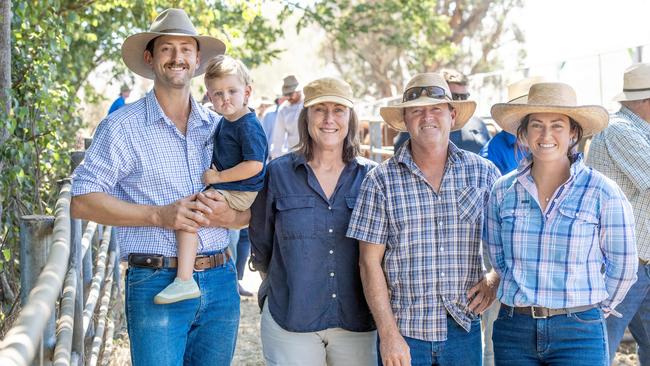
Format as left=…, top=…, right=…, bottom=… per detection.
left=153, top=28, right=198, bottom=36
left=623, top=86, right=650, bottom=92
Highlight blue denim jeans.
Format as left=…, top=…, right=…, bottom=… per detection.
left=492, top=306, right=608, bottom=366
left=606, top=261, right=650, bottom=365
left=378, top=316, right=481, bottom=366
left=236, top=228, right=251, bottom=280
left=125, top=258, right=240, bottom=366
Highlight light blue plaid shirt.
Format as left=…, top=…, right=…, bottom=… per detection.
left=587, top=106, right=650, bottom=261
left=72, top=90, right=229, bottom=259
left=487, top=155, right=638, bottom=315
left=347, top=141, right=500, bottom=342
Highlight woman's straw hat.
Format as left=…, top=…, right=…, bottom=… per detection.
left=121, top=8, right=226, bottom=80
left=491, top=82, right=608, bottom=137
left=380, top=73, right=476, bottom=132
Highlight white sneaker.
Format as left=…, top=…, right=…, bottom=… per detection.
left=154, top=278, right=200, bottom=304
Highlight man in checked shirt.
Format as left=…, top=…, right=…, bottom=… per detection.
left=588, top=63, right=650, bottom=366
left=348, top=72, right=501, bottom=366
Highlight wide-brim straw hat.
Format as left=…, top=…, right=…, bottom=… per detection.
left=380, top=73, right=476, bottom=132
left=491, top=82, right=608, bottom=137
left=613, top=63, right=650, bottom=102
left=121, top=8, right=226, bottom=80
left=507, top=76, right=547, bottom=104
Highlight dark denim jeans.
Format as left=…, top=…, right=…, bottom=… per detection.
left=493, top=306, right=608, bottom=366
left=378, top=316, right=481, bottom=366
left=125, top=258, right=240, bottom=366
left=606, top=261, right=650, bottom=365
left=236, top=228, right=251, bottom=280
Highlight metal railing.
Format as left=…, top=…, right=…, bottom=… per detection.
left=0, top=148, right=122, bottom=366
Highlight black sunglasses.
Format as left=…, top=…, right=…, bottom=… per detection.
left=403, top=86, right=451, bottom=102
left=452, top=92, right=470, bottom=101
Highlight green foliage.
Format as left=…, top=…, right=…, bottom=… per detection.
left=0, top=1, right=285, bottom=311
left=293, top=0, right=524, bottom=98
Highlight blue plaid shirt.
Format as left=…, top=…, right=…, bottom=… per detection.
left=587, top=106, right=650, bottom=261
left=72, top=90, right=229, bottom=259
left=347, top=141, right=500, bottom=342
left=486, top=155, right=638, bottom=315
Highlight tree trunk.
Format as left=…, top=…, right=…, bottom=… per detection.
left=0, top=0, right=10, bottom=222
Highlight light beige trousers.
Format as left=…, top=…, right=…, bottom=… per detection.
left=261, top=302, right=377, bottom=366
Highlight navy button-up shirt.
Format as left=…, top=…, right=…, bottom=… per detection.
left=249, top=152, right=377, bottom=332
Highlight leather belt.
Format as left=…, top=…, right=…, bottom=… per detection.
left=502, top=304, right=597, bottom=319
left=127, top=250, right=231, bottom=271
left=640, top=258, right=650, bottom=266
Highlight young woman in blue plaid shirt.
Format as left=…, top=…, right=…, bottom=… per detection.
left=486, top=82, right=638, bottom=366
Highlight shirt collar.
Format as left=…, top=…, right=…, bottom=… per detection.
left=291, top=152, right=361, bottom=171
left=144, top=89, right=211, bottom=128
left=516, top=153, right=586, bottom=183
left=618, top=105, right=650, bottom=135
left=504, top=131, right=517, bottom=146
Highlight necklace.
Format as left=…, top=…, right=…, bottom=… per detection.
left=545, top=197, right=550, bottom=202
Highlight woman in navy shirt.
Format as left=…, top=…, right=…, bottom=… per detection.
left=249, top=77, right=377, bottom=365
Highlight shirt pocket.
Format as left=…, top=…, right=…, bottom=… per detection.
left=275, top=195, right=316, bottom=240
left=558, top=205, right=599, bottom=263
left=456, top=186, right=485, bottom=223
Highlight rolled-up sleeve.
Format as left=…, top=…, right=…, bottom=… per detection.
left=346, top=172, right=388, bottom=245
left=249, top=172, right=275, bottom=273
left=599, top=193, right=638, bottom=312
left=71, top=118, right=134, bottom=197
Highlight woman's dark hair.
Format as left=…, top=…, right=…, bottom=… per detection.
left=515, top=114, right=584, bottom=161
left=295, top=105, right=360, bottom=163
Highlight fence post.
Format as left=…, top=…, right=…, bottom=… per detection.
left=369, top=120, right=383, bottom=163
left=20, top=215, right=55, bottom=366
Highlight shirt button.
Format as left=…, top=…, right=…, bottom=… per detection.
left=332, top=293, right=337, bottom=298
left=440, top=272, right=445, bottom=277
left=440, top=247, right=444, bottom=252
left=438, top=221, right=443, bottom=226
left=330, top=272, right=335, bottom=277
left=328, top=228, right=333, bottom=233
left=438, top=196, right=442, bottom=201
left=328, top=206, right=332, bottom=210
left=329, top=250, right=334, bottom=254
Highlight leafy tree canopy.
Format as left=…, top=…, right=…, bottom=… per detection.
left=292, top=0, right=524, bottom=97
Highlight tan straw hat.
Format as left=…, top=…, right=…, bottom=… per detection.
left=507, top=76, right=547, bottom=104
left=491, top=82, right=608, bottom=137
left=303, top=77, right=354, bottom=108
left=121, top=8, right=226, bottom=79
left=613, top=63, right=650, bottom=102
left=380, top=73, right=476, bottom=132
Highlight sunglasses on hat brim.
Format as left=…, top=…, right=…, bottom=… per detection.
left=402, top=86, right=451, bottom=102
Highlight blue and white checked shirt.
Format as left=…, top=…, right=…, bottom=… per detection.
left=72, top=90, right=229, bottom=259
left=487, top=155, right=638, bottom=314
left=587, top=106, right=650, bottom=261
left=347, top=141, right=500, bottom=342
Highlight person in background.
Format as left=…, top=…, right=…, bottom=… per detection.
left=271, top=75, right=304, bottom=159
left=250, top=77, right=378, bottom=365
left=349, top=73, right=500, bottom=366
left=587, top=63, right=650, bottom=365
left=261, top=96, right=286, bottom=150
left=488, top=82, right=638, bottom=366
left=480, top=76, right=546, bottom=175
left=393, top=69, right=491, bottom=154
left=107, top=84, right=131, bottom=115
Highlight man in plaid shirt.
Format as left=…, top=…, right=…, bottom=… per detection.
left=587, top=63, right=650, bottom=365
left=348, top=73, right=500, bottom=366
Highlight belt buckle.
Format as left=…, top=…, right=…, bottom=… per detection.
left=193, top=255, right=209, bottom=272
left=531, top=306, right=547, bottom=319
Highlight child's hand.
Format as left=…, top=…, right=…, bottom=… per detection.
left=202, top=164, right=221, bottom=185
